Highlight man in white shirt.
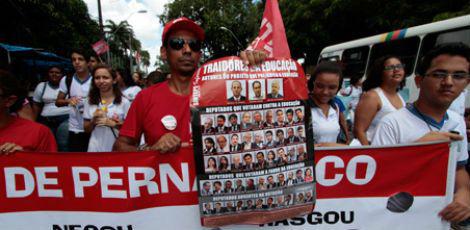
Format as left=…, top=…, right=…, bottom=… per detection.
left=372, top=43, right=470, bottom=224
left=56, top=49, right=93, bottom=152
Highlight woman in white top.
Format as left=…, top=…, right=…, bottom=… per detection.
left=308, top=61, right=344, bottom=145
left=116, top=68, right=142, bottom=102
left=354, top=56, right=406, bottom=145
left=32, top=66, right=71, bottom=151
left=84, top=65, right=130, bottom=152
left=340, top=75, right=362, bottom=122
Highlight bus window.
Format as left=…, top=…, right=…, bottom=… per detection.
left=341, top=46, right=369, bottom=79
left=319, top=56, right=340, bottom=63
left=418, top=27, right=470, bottom=68
left=369, top=37, right=420, bottom=77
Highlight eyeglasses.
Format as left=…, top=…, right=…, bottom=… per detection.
left=425, top=71, right=470, bottom=81
left=168, top=38, right=202, bottom=52
left=383, top=64, right=405, bottom=71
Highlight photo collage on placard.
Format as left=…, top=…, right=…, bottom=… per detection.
left=225, top=79, right=285, bottom=103
left=200, top=105, right=307, bottom=174
left=200, top=167, right=314, bottom=215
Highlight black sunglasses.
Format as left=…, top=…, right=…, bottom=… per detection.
left=168, top=38, right=202, bottom=52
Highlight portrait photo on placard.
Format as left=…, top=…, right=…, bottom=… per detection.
left=253, top=130, right=265, bottom=149
left=200, top=180, right=213, bottom=196
left=213, top=201, right=225, bottom=214
left=226, top=80, right=247, bottom=102
left=249, top=79, right=266, bottom=101
left=204, top=156, right=218, bottom=174
left=234, top=178, right=246, bottom=193
left=264, top=129, right=276, bottom=148
left=212, top=180, right=224, bottom=195
left=218, top=155, right=231, bottom=173
left=201, top=114, right=215, bottom=134
left=273, top=108, right=286, bottom=127
left=202, top=135, right=217, bottom=155
left=223, top=179, right=235, bottom=193
left=294, top=107, right=304, bottom=124
left=266, top=149, right=278, bottom=168
left=267, top=78, right=284, bottom=99
left=296, top=125, right=306, bottom=142
left=296, top=144, right=308, bottom=161
left=256, top=175, right=268, bottom=191
left=229, top=133, right=243, bottom=152
left=214, top=114, right=229, bottom=134
left=276, top=147, right=289, bottom=166
left=203, top=202, right=214, bottom=215
left=251, top=110, right=264, bottom=129
left=230, top=153, right=243, bottom=172
left=227, top=112, right=241, bottom=132
left=254, top=150, right=267, bottom=170
left=274, top=128, right=287, bottom=146
left=240, top=111, right=253, bottom=130
left=241, top=131, right=256, bottom=151
left=263, top=109, right=275, bottom=128
left=215, top=134, right=230, bottom=153
left=242, top=152, right=255, bottom=171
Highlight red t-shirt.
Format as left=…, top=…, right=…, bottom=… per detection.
left=0, top=116, right=57, bottom=152
left=120, top=81, right=191, bottom=145
left=120, top=81, right=198, bottom=204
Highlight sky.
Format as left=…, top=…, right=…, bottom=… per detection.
left=84, top=0, right=171, bottom=72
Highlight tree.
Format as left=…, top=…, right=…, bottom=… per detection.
left=140, top=50, right=150, bottom=68
left=0, top=0, right=101, bottom=58
left=105, top=19, right=148, bottom=70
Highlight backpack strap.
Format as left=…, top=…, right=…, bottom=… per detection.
left=39, top=82, right=47, bottom=103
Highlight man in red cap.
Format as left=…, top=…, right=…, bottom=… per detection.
left=114, top=17, right=264, bottom=152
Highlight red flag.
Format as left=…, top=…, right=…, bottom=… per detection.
left=91, top=39, right=109, bottom=55
left=248, top=0, right=291, bottom=58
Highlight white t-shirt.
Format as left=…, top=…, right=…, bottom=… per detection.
left=344, top=85, right=362, bottom=110
left=83, top=97, right=131, bottom=152
left=372, top=107, right=468, bottom=167
left=448, top=89, right=467, bottom=116
left=366, top=87, right=405, bottom=141
left=33, top=82, right=70, bottom=117
left=59, top=75, right=92, bottom=133
left=311, top=104, right=340, bottom=143
left=122, top=86, right=142, bottom=102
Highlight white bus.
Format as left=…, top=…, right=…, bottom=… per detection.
left=318, top=14, right=470, bottom=104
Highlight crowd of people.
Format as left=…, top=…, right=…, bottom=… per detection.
left=0, top=16, right=469, bottom=227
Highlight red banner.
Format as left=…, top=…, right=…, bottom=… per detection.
left=0, top=142, right=454, bottom=229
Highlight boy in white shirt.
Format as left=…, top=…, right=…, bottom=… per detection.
left=372, top=43, right=470, bottom=224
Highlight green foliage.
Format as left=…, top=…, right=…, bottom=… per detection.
left=0, top=0, right=101, bottom=58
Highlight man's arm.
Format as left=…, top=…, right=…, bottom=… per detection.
left=439, top=166, right=470, bottom=222
left=113, top=136, right=139, bottom=152
left=56, top=91, right=79, bottom=107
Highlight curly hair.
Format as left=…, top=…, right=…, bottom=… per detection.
left=362, top=55, right=406, bottom=92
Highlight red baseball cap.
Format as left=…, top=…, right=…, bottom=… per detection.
left=162, top=17, right=205, bottom=43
